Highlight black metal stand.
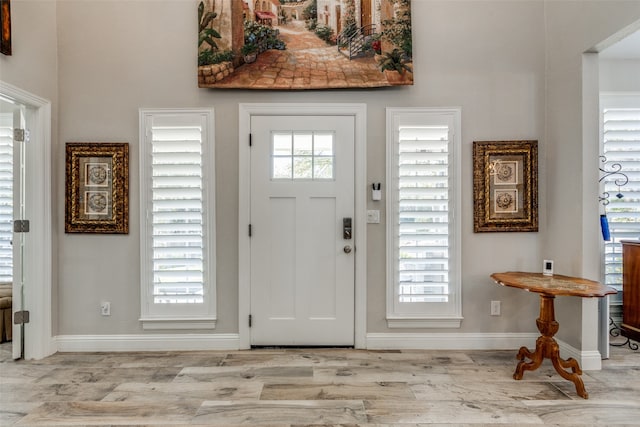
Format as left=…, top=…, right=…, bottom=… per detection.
left=609, top=317, right=639, bottom=350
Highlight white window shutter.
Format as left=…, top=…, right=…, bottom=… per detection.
left=397, top=125, right=450, bottom=303
left=139, top=110, right=216, bottom=328
left=0, top=115, right=12, bottom=283
left=150, top=119, right=204, bottom=304
left=386, top=108, right=462, bottom=328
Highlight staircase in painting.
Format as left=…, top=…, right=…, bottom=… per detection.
left=337, top=24, right=377, bottom=59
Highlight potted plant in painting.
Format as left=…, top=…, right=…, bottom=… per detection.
left=241, top=42, right=258, bottom=64
left=378, top=48, right=412, bottom=84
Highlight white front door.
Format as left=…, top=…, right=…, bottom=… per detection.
left=250, top=115, right=355, bottom=346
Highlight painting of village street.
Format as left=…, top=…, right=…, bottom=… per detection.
left=198, top=0, right=412, bottom=89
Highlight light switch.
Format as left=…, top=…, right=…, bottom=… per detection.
left=367, top=210, right=380, bottom=224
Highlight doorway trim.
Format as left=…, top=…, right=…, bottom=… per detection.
left=0, top=80, right=53, bottom=360
left=238, top=103, right=367, bottom=349
left=586, top=19, right=640, bottom=363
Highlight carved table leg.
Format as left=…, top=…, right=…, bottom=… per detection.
left=513, top=337, right=544, bottom=379
left=513, top=294, right=589, bottom=399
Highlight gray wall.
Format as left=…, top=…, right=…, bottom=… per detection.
left=55, top=0, right=546, bottom=337
left=3, top=1, right=640, bottom=346
left=0, top=0, right=60, bottom=334
left=600, top=59, right=640, bottom=91
left=0, top=1, right=58, bottom=102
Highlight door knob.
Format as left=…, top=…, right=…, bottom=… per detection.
left=343, top=245, right=352, bottom=254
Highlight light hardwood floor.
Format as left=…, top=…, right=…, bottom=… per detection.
left=0, top=341, right=638, bottom=426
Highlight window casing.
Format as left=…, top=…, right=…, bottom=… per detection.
left=386, top=108, right=462, bottom=328
left=139, top=109, right=216, bottom=329
left=600, top=94, right=640, bottom=309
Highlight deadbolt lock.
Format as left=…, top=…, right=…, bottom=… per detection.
left=343, top=217, right=352, bottom=240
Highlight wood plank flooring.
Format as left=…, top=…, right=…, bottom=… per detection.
left=0, top=342, right=638, bottom=426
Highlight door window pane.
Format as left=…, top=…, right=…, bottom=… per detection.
left=314, top=133, right=334, bottom=155
left=273, top=133, right=292, bottom=155
left=272, top=157, right=292, bottom=179
left=293, top=133, right=313, bottom=155
left=314, top=156, right=333, bottom=179
left=293, top=156, right=313, bottom=179
left=271, top=131, right=335, bottom=180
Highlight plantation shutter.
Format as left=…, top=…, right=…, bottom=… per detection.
left=387, top=108, right=461, bottom=327
left=0, top=115, right=12, bottom=283
left=602, top=107, right=640, bottom=295
left=396, top=125, right=451, bottom=303
left=148, top=114, right=205, bottom=304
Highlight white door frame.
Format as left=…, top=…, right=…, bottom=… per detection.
left=0, top=81, right=53, bottom=360
left=238, top=103, right=367, bottom=349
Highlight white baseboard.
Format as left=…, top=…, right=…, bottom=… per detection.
left=366, top=332, right=539, bottom=350
left=55, top=333, right=537, bottom=353
left=366, top=333, right=603, bottom=370
left=54, top=333, right=240, bottom=352
left=51, top=332, right=602, bottom=371
left=557, top=339, right=602, bottom=371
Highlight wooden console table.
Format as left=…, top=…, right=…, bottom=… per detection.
left=490, top=271, right=616, bottom=399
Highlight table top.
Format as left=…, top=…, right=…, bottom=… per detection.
left=490, top=272, right=617, bottom=298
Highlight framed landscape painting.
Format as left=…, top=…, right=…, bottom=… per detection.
left=198, top=0, right=413, bottom=89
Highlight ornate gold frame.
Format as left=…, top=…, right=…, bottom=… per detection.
left=473, top=140, right=538, bottom=232
left=0, top=0, right=11, bottom=56
left=65, top=142, right=129, bottom=234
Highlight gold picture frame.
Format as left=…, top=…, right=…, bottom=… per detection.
left=1, top=0, right=11, bottom=56
left=65, top=142, right=129, bottom=234
left=473, top=140, right=538, bottom=232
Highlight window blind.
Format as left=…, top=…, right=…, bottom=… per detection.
left=396, top=125, right=450, bottom=303
left=602, top=107, right=640, bottom=296
left=0, top=115, right=12, bottom=283
left=387, top=108, right=461, bottom=327
left=149, top=116, right=205, bottom=304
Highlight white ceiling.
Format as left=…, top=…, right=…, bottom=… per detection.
left=600, top=30, right=640, bottom=59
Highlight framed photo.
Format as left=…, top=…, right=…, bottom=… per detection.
left=1, top=0, right=11, bottom=56
left=65, top=142, right=129, bottom=234
left=473, top=140, right=538, bottom=232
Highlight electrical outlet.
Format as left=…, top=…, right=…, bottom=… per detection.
left=100, top=301, right=111, bottom=316
left=490, top=300, right=501, bottom=316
